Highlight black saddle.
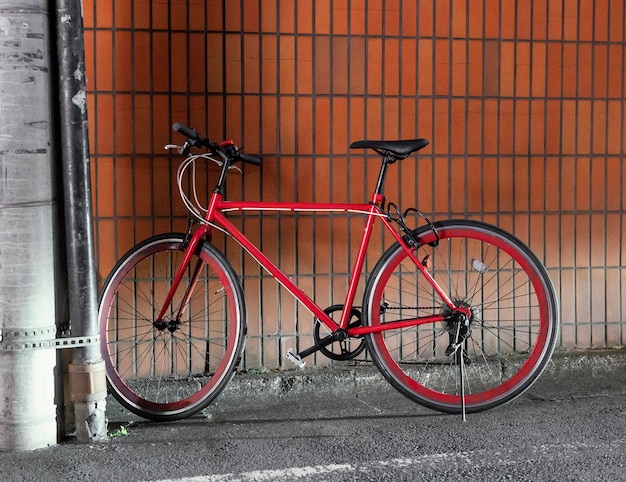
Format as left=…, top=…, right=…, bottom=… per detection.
left=350, top=139, right=429, bottom=158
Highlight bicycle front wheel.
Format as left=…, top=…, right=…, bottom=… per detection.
left=364, top=220, right=559, bottom=413
left=99, top=233, right=246, bottom=421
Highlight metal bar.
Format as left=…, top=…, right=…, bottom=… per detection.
left=55, top=0, right=107, bottom=443
left=0, top=330, right=101, bottom=352
left=56, top=0, right=100, bottom=363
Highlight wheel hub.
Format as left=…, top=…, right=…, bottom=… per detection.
left=153, top=319, right=181, bottom=333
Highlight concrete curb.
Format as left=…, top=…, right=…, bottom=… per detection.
left=220, top=364, right=386, bottom=404
left=218, top=348, right=626, bottom=405
left=105, top=349, right=626, bottom=421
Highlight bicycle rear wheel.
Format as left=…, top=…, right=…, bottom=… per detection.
left=364, top=220, right=559, bottom=413
left=99, top=233, right=246, bottom=421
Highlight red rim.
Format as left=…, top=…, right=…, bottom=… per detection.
left=100, top=238, right=241, bottom=417
left=369, top=223, right=554, bottom=409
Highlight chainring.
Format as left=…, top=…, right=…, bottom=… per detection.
left=314, top=305, right=367, bottom=361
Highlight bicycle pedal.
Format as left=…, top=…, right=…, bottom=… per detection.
left=286, top=349, right=306, bottom=368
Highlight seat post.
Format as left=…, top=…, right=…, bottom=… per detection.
left=373, top=152, right=394, bottom=196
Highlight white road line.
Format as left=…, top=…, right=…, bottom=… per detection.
left=147, top=440, right=626, bottom=482
left=147, top=454, right=469, bottom=482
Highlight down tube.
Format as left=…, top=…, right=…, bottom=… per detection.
left=211, top=211, right=337, bottom=329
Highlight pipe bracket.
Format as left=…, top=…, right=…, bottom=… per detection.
left=0, top=328, right=99, bottom=351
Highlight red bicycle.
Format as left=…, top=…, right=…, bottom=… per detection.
left=99, top=123, right=559, bottom=421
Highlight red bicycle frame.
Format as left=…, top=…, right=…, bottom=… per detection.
left=157, top=188, right=459, bottom=338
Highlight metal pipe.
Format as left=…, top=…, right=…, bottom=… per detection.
left=54, top=0, right=107, bottom=442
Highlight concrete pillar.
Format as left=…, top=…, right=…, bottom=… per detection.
left=0, top=1, right=59, bottom=450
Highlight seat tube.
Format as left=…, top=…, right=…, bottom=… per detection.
left=340, top=196, right=382, bottom=329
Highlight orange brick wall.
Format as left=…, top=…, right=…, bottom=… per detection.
left=85, top=0, right=626, bottom=369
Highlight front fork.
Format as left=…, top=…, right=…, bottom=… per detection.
left=154, top=221, right=210, bottom=330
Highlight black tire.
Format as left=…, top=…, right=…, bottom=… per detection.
left=363, top=220, right=559, bottom=413
left=99, top=233, right=246, bottom=421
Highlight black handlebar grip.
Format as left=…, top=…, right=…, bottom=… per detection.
left=172, top=122, right=200, bottom=141
left=241, top=154, right=262, bottom=166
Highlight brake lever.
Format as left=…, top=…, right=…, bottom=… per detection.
left=164, top=141, right=193, bottom=156
left=164, top=143, right=182, bottom=152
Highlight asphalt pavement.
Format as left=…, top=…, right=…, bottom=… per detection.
left=1, top=349, right=625, bottom=481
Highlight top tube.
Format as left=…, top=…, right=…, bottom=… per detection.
left=217, top=201, right=378, bottom=215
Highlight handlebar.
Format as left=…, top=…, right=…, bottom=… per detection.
left=172, top=122, right=202, bottom=143
left=238, top=153, right=262, bottom=166
left=172, top=122, right=262, bottom=166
